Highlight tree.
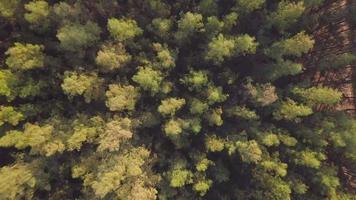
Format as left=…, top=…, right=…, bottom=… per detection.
left=0, top=106, right=24, bottom=127
left=267, top=1, right=305, bottom=32
left=180, top=70, right=209, bottom=91
left=292, top=86, right=342, bottom=106
left=61, top=71, right=104, bottom=103
left=132, top=66, right=164, bottom=94
left=158, top=97, right=186, bottom=116
left=266, top=31, right=314, bottom=59
left=57, top=21, right=101, bottom=52
left=5, top=43, right=45, bottom=71
left=0, top=1, right=354, bottom=199
left=273, top=99, right=313, bottom=120
left=107, top=18, right=143, bottom=42
left=105, top=84, right=139, bottom=112
left=175, top=12, right=204, bottom=43
left=0, top=0, right=20, bottom=18
left=24, top=0, right=50, bottom=30
left=205, top=34, right=258, bottom=64
left=205, top=34, right=237, bottom=64
left=95, top=43, right=131, bottom=72
left=0, top=163, right=36, bottom=200
left=235, top=0, right=265, bottom=12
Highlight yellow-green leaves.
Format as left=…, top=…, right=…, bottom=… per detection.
left=153, top=43, right=176, bottom=69
left=98, top=118, right=133, bottom=152
left=169, top=169, right=194, bottom=187
left=0, top=0, right=20, bottom=18
left=96, top=43, right=131, bottom=72
left=158, top=97, right=186, bottom=116
left=24, top=0, right=49, bottom=29
left=268, top=1, right=305, bottom=31
left=0, top=106, right=24, bottom=127
left=292, top=86, right=342, bottom=106
left=236, top=0, right=265, bottom=12
left=164, top=118, right=184, bottom=136
left=236, top=140, right=262, bottom=163
left=0, top=164, right=36, bottom=200
left=0, top=123, right=54, bottom=155
left=5, top=43, right=45, bottom=71
left=294, top=150, right=326, bottom=169
left=205, top=34, right=258, bottom=64
left=105, top=84, right=139, bottom=112
left=267, top=32, right=314, bottom=59
left=205, top=34, right=237, bottom=64
left=181, top=70, right=209, bottom=91
left=205, top=135, right=225, bottom=152
left=132, top=66, right=163, bottom=94
left=175, top=12, right=204, bottom=43
left=57, top=21, right=101, bottom=51
left=107, top=18, right=143, bottom=42
left=273, top=99, right=313, bottom=120
left=61, top=71, right=104, bottom=103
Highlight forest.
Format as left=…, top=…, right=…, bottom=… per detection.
left=0, top=0, right=355, bottom=199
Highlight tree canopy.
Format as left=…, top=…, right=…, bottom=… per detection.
left=0, top=0, right=355, bottom=200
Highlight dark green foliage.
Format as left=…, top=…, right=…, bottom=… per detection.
left=0, top=1, right=354, bottom=200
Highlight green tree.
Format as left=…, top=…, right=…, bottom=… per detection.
left=24, top=0, right=50, bottom=30
left=236, top=0, right=265, bottom=12
left=61, top=71, right=104, bottom=103
left=95, top=43, right=131, bottom=72
left=292, top=86, right=342, bottom=105
left=0, top=0, right=20, bottom=18
left=273, top=99, right=313, bottom=120
left=268, top=1, right=305, bottom=31
left=175, top=12, right=204, bottom=43
left=266, top=31, right=314, bottom=59
left=57, top=21, right=101, bottom=52
left=105, top=84, right=139, bottom=112
left=158, top=97, right=186, bottom=116
left=5, top=43, right=45, bottom=71
left=132, top=66, right=164, bottom=94
left=107, top=18, right=143, bottom=42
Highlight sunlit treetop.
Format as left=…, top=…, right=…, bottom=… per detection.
left=107, top=18, right=143, bottom=42
left=0, top=0, right=20, bottom=18
left=268, top=1, right=305, bottom=32
left=5, top=43, right=45, bottom=71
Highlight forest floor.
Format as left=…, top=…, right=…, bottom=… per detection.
left=306, top=0, right=356, bottom=193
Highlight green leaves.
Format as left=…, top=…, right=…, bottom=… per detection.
left=132, top=66, right=163, bottom=94
left=0, top=164, right=36, bottom=200
left=95, top=43, right=131, bottom=72
left=175, top=12, right=204, bottom=43
left=273, top=99, right=313, bottom=120
left=5, top=43, right=45, bottom=71
left=107, top=18, right=143, bottom=42
left=268, top=1, right=305, bottom=31
left=57, top=21, right=101, bottom=51
left=24, top=0, right=50, bottom=29
left=205, top=34, right=258, bottom=64
left=105, top=84, right=139, bottom=112
left=61, top=71, right=104, bottom=103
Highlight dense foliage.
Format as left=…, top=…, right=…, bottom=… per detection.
left=0, top=0, right=355, bottom=199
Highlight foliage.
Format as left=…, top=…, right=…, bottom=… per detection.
left=61, top=71, right=104, bottom=103
left=107, top=18, right=143, bottom=42
left=0, top=1, right=354, bottom=199
left=5, top=43, right=45, bottom=71
left=57, top=21, right=101, bottom=52
left=105, top=84, right=139, bottom=112
left=268, top=1, right=305, bottom=31
left=95, top=43, right=131, bottom=72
